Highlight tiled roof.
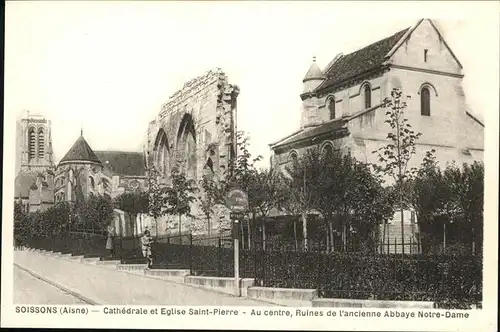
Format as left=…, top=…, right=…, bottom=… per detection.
left=14, top=172, right=36, bottom=198
left=316, top=27, right=410, bottom=92
left=94, top=151, right=146, bottom=177
left=272, top=118, right=347, bottom=149
left=59, top=135, right=101, bottom=164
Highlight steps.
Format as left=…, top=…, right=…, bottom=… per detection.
left=379, top=223, right=420, bottom=254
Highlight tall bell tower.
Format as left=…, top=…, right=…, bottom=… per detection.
left=15, top=111, right=55, bottom=175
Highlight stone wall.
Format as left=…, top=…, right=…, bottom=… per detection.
left=145, top=68, right=238, bottom=236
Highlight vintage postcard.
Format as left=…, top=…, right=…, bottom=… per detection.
left=2, top=1, right=498, bottom=331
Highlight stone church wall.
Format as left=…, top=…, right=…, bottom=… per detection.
left=146, top=68, right=238, bottom=236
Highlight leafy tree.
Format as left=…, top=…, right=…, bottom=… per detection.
left=78, top=194, right=114, bottom=233
left=249, top=167, right=288, bottom=249
left=14, top=202, right=27, bottom=247
left=43, top=202, right=72, bottom=236
left=410, top=155, right=484, bottom=255
left=114, top=191, right=149, bottom=245
left=198, top=131, right=262, bottom=239
left=346, top=161, right=395, bottom=251
left=458, top=161, right=484, bottom=254
left=198, top=174, right=227, bottom=235
left=372, top=88, right=429, bottom=254
left=226, top=131, right=263, bottom=192
left=284, top=148, right=323, bottom=250
left=147, top=166, right=165, bottom=238
left=162, top=163, right=198, bottom=242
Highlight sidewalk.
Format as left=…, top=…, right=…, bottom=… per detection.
left=14, top=251, right=272, bottom=306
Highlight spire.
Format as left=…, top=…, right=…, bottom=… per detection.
left=302, top=56, right=326, bottom=94
left=302, top=56, right=325, bottom=83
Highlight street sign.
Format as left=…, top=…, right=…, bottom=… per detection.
left=226, top=188, right=248, bottom=213
left=231, top=219, right=240, bottom=239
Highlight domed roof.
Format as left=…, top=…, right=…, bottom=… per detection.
left=59, top=134, right=102, bottom=165
left=303, top=57, right=325, bottom=82
left=14, top=172, right=36, bottom=198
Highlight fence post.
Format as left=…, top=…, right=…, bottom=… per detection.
left=218, top=237, right=222, bottom=277
left=189, top=234, right=193, bottom=275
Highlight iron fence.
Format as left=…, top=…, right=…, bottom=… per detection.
left=22, top=230, right=482, bottom=309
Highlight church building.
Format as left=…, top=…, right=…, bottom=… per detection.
left=53, top=131, right=112, bottom=203
left=53, top=132, right=148, bottom=202
left=269, top=19, right=484, bottom=247
left=14, top=112, right=55, bottom=213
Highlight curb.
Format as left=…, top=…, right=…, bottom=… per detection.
left=14, top=262, right=100, bottom=305
left=24, top=250, right=284, bottom=306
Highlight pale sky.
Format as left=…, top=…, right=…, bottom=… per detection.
left=5, top=1, right=499, bottom=168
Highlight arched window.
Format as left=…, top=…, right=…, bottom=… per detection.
left=328, top=98, right=336, bottom=120
left=322, top=143, right=334, bottom=158
left=421, top=86, right=431, bottom=116
left=363, top=84, right=371, bottom=109
left=28, top=127, right=36, bottom=161
left=38, top=128, right=45, bottom=159
left=177, top=114, right=197, bottom=180
left=89, top=176, right=95, bottom=190
left=288, top=151, right=298, bottom=164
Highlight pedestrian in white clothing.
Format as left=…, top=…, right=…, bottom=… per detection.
left=141, top=230, right=153, bottom=269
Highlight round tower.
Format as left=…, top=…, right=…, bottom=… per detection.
left=300, top=57, right=326, bottom=128
left=302, top=56, right=325, bottom=94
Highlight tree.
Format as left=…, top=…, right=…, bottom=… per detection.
left=163, top=163, right=198, bottom=242
left=14, top=202, right=27, bottom=247
left=438, top=161, right=483, bottom=254
left=346, top=160, right=395, bottom=251
left=284, top=148, right=323, bottom=250
left=223, top=131, right=262, bottom=242
left=147, top=166, right=165, bottom=238
left=249, top=168, right=288, bottom=250
left=372, top=88, right=427, bottom=254
left=458, top=161, right=484, bottom=254
left=114, top=191, right=149, bottom=244
left=198, top=174, right=227, bottom=236
left=77, top=194, right=114, bottom=234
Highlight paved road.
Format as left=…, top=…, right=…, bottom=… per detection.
left=14, top=251, right=273, bottom=306
left=14, top=265, right=87, bottom=305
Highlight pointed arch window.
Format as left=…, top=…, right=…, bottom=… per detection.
left=28, top=127, right=36, bottom=161
left=328, top=98, right=336, bottom=120
left=363, top=84, right=371, bottom=109
left=421, top=86, right=431, bottom=116
left=38, top=128, right=45, bottom=159
left=89, top=176, right=95, bottom=191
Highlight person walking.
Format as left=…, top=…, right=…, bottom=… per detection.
left=106, top=225, right=115, bottom=258
left=141, top=229, right=153, bottom=269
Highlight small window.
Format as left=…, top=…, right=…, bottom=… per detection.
left=322, top=144, right=333, bottom=158
left=421, top=87, right=431, bottom=116
left=424, top=49, right=428, bottom=62
left=289, top=151, right=298, bottom=163
left=328, top=98, right=336, bottom=120
left=364, top=85, right=371, bottom=109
